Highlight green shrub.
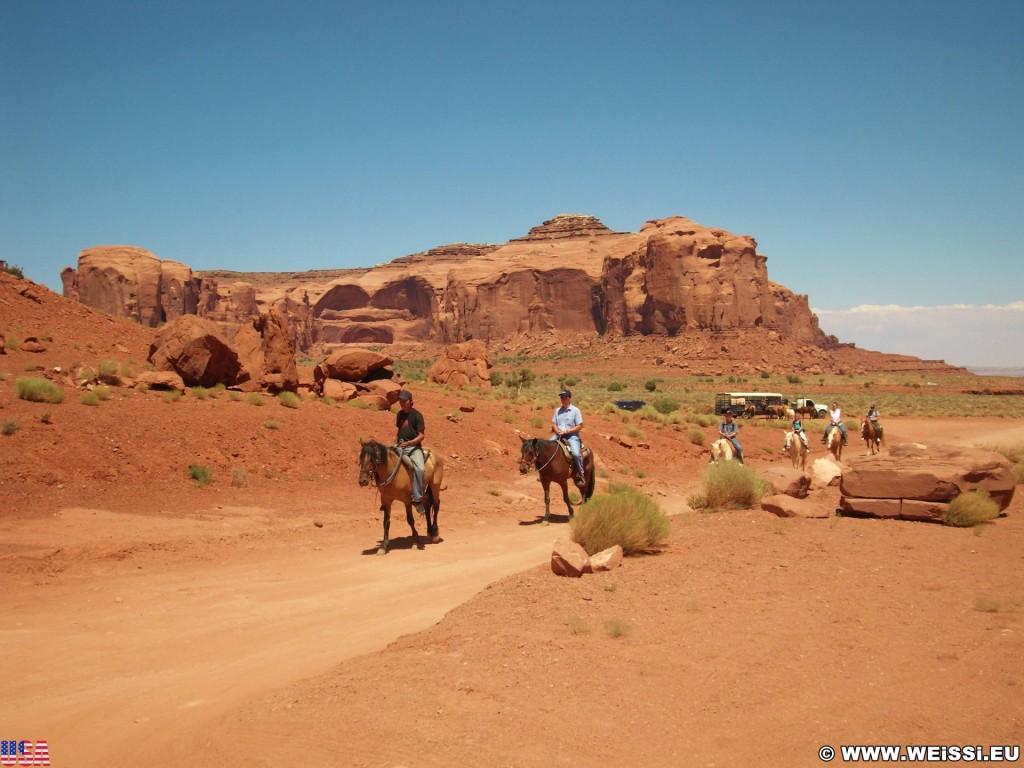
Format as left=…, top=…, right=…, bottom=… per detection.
left=570, top=483, right=670, bottom=555
left=645, top=380, right=657, bottom=392
left=490, top=371, right=504, bottom=387
left=263, top=419, right=279, bottom=430
left=652, top=396, right=680, bottom=415
left=79, top=391, right=100, bottom=406
left=75, top=366, right=98, bottom=385
left=162, top=390, right=182, bottom=403
left=941, top=490, right=1000, bottom=527
left=2, top=420, right=20, bottom=436
left=94, top=385, right=112, bottom=401
left=231, top=468, right=246, bottom=487
left=688, top=427, right=707, bottom=446
left=697, top=462, right=771, bottom=510
left=15, top=377, right=65, bottom=404
left=760, top=370, right=771, bottom=379
left=191, top=386, right=210, bottom=400
left=188, top=465, right=213, bottom=486
left=787, top=374, right=802, bottom=384
left=2, top=264, right=24, bottom=279
left=247, top=393, right=266, bottom=406
left=98, top=360, right=120, bottom=384
left=278, top=391, right=300, bottom=409
left=607, top=382, right=624, bottom=392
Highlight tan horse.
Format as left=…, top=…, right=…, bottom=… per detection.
left=518, top=437, right=595, bottom=525
left=824, top=424, right=844, bottom=461
left=782, top=430, right=809, bottom=471
left=861, top=418, right=883, bottom=455
left=709, top=438, right=738, bottom=464
left=358, top=440, right=444, bottom=555
left=766, top=404, right=788, bottom=420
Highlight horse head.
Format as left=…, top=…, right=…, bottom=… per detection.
left=358, top=440, right=387, bottom=487
left=518, top=436, right=540, bottom=474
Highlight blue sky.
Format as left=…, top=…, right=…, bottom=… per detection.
left=2, top=1, right=1022, bottom=368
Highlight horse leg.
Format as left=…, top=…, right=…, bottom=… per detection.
left=377, top=502, right=391, bottom=556
left=426, top=487, right=441, bottom=542
left=541, top=478, right=552, bottom=526
left=405, top=501, right=423, bottom=550
left=560, top=479, right=574, bottom=519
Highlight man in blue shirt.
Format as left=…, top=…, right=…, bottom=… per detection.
left=552, top=389, right=586, bottom=487
left=718, top=411, right=744, bottom=464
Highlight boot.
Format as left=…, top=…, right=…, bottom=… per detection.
left=574, top=460, right=586, bottom=488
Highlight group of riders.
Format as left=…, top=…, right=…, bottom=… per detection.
left=397, top=387, right=884, bottom=505
left=718, top=401, right=883, bottom=464
left=395, top=387, right=590, bottom=514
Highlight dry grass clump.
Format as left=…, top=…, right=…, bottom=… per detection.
left=15, top=376, right=65, bottom=404
left=687, top=426, right=707, bottom=446
left=691, top=461, right=771, bottom=510
left=570, top=483, right=670, bottom=556
left=941, top=489, right=1000, bottom=527
left=278, top=391, right=300, bottom=409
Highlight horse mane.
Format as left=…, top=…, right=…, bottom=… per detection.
left=361, top=440, right=391, bottom=465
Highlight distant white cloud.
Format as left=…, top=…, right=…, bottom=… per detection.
left=813, top=302, right=1024, bottom=369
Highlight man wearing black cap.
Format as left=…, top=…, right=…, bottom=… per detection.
left=552, top=389, right=586, bottom=487
left=396, top=389, right=426, bottom=514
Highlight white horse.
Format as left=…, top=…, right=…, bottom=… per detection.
left=709, top=438, right=738, bottom=464
left=782, top=430, right=809, bottom=471
left=784, top=407, right=795, bottom=420
left=824, top=424, right=844, bottom=461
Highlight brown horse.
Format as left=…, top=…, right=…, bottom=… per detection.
left=861, top=418, right=882, bottom=455
left=782, top=430, right=809, bottom=471
left=766, top=404, right=788, bottom=420
left=358, top=440, right=444, bottom=555
left=794, top=405, right=818, bottom=418
left=518, top=437, right=595, bottom=525
left=824, top=424, right=844, bottom=461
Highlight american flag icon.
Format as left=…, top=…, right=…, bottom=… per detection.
left=0, top=741, right=49, bottom=766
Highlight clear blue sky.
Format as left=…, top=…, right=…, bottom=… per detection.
left=2, top=1, right=1022, bottom=367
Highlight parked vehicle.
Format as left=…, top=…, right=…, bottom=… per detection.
left=714, top=392, right=787, bottom=418
left=614, top=400, right=646, bottom=412
left=792, top=398, right=828, bottom=418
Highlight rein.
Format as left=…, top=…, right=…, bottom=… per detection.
left=526, top=439, right=560, bottom=473
left=362, top=444, right=404, bottom=488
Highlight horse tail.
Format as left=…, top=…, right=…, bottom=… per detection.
left=583, top=459, right=596, bottom=502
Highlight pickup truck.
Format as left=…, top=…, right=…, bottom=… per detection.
left=792, top=398, right=828, bottom=418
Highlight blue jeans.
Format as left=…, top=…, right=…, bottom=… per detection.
left=397, top=446, right=424, bottom=503
left=556, top=434, right=585, bottom=478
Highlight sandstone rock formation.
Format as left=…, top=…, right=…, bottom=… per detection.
left=62, top=246, right=204, bottom=327
left=428, top=340, right=492, bottom=392
left=311, top=348, right=400, bottom=408
left=761, top=466, right=811, bottom=499
left=551, top=539, right=590, bottom=578
left=60, top=215, right=968, bottom=375
left=148, top=316, right=241, bottom=388
left=840, top=444, right=1015, bottom=522
left=234, top=306, right=299, bottom=393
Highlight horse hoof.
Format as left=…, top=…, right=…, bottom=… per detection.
left=542, top=520, right=549, bottom=527
left=376, top=547, right=387, bottom=557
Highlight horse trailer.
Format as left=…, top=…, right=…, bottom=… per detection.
left=714, top=392, right=787, bottom=418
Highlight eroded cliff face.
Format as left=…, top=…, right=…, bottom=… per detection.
left=61, top=214, right=828, bottom=352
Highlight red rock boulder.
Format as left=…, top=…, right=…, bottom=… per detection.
left=148, top=316, right=241, bottom=387
left=234, top=306, right=299, bottom=393
left=840, top=443, right=1015, bottom=521
left=428, top=340, right=492, bottom=391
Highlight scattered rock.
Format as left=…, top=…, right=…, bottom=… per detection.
left=551, top=539, right=589, bottom=578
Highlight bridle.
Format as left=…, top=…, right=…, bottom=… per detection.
left=520, top=438, right=560, bottom=473
left=359, top=442, right=403, bottom=488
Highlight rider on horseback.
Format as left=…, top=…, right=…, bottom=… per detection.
left=822, top=401, right=848, bottom=447
left=396, top=389, right=427, bottom=515
left=866, top=403, right=883, bottom=440
left=552, top=389, right=586, bottom=488
left=790, top=416, right=809, bottom=451
left=718, top=411, right=744, bottom=464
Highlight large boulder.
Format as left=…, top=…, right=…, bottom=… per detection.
left=761, top=466, right=810, bottom=499
left=761, top=494, right=831, bottom=519
left=148, top=316, right=241, bottom=387
left=840, top=443, right=1015, bottom=521
left=551, top=539, right=590, bottom=578
left=313, top=348, right=393, bottom=387
left=234, top=306, right=299, bottom=393
left=428, top=340, right=492, bottom=391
